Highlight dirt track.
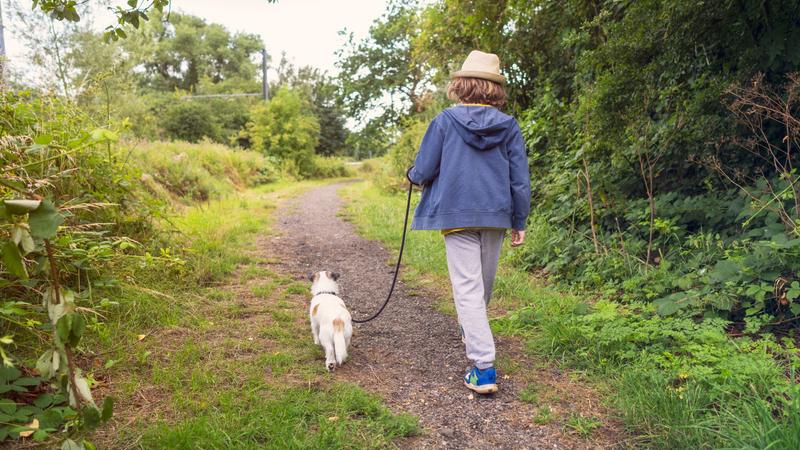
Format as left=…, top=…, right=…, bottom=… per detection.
left=264, top=181, right=618, bottom=449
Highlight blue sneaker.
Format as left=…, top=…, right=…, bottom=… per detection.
left=464, top=367, right=498, bottom=394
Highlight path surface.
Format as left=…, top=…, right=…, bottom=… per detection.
left=262, top=184, right=632, bottom=449
left=263, top=182, right=599, bottom=449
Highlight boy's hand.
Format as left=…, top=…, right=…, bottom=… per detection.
left=510, top=229, right=525, bottom=247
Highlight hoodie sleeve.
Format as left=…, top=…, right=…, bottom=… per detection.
left=507, top=121, right=531, bottom=230
left=407, top=118, right=444, bottom=186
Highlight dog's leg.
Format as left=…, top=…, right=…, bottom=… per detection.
left=323, top=338, right=336, bottom=372
left=311, top=317, right=320, bottom=345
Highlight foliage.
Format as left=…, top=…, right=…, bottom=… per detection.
left=131, top=140, right=277, bottom=202
left=308, top=157, right=352, bottom=179
left=273, top=58, right=350, bottom=156
left=129, top=13, right=264, bottom=92
left=244, top=88, right=321, bottom=178
left=162, top=101, right=220, bottom=143
left=34, top=0, right=278, bottom=42
left=0, top=93, right=275, bottom=445
left=0, top=93, right=154, bottom=444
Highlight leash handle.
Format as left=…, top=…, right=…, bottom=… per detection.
left=352, top=182, right=414, bottom=323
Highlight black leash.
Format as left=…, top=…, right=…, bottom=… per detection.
left=352, top=182, right=414, bottom=323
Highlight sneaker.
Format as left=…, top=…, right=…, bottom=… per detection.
left=464, top=367, right=498, bottom=394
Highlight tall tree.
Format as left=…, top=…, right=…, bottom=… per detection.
left=336, top=0, right=433, bottom=127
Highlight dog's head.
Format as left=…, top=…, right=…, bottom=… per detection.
left=308, top=270, right=340, bottom=296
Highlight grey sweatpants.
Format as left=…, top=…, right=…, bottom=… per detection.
left=444, top=229, right=504, bottom=370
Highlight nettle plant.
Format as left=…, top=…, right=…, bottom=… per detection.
left=1, top=170, right=114, bottom=444
left=0, top=95, right=128, bottom=444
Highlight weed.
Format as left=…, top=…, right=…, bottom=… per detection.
left=566, top=414, right=602, bottom=438
left=519, top=384, right=539, bottom=405
left=534, top=406, right=553, bottom=425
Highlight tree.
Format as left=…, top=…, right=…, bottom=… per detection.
left=33, top=0, right=277, bottom=41
left=244, top=88, right=320, bottom=177
left=336, top=0, right=434, bottom=128
left=274, top=57, right=349, bottom=156
left=127, top=13, right=264, bottom=92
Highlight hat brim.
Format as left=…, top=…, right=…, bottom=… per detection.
left=450, top=70, right=506, bottom=85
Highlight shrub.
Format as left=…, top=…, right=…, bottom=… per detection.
left=244, top=88, right=320, bottom=178
left=309, top=156, right=352, bottom=179
left=162, top=100, right=220, bottom=143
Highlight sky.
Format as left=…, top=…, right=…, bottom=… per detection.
left=3, top=0, right=390, bottom=77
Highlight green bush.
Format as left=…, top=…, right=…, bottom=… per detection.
left=162, top=101, right=220, bottom=143
left=244, top=88, right=320, bottom=178
left=308, top=156, right=352, bottom=179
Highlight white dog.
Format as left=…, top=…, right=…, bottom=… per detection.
left=308, top=271, right=353, bottom=371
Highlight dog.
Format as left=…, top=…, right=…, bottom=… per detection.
left=308, top=271, right=352, bottom=371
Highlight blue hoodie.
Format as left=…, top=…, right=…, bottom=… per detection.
left=407, top=105, right=531, bottom=230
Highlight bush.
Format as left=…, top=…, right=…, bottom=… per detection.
left=162, top=101, right=220, bottom=143
left=308, top=156, right=352, bottom=179
left=244, top=88, right=320, bottom=178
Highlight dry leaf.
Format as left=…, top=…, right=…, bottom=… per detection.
left=19, top=418, right=39, bottom=438
left=503, top=375, right=510, bottom=380
left=328, top=416, right=339, bottom=421
left=468, top=393, right=474, bottom=400
left=137, top=334, right=146, bottom=341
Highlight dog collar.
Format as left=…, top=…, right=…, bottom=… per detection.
left=314, top=291, right=338, bottom=296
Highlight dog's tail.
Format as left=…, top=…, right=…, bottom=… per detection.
left=332, top=317, right=348, bottom=365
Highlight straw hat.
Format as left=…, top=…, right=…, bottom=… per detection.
left=450, top=50, right=506, bottom=84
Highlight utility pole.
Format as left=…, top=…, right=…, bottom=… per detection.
left=0, top=0, right=6, bottom=84
left=261, top=48, right=269, bottom=101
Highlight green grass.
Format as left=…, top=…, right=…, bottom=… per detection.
left=89, top=179, right=418, bottom=448
left=341, top=180, right=800, bottom=449
left=140, top=383, right=418, bottom=449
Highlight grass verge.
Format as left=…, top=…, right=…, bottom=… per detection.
left=341, top=180, right=800, bottom=449
left=85, top=179, right=418, bottom=448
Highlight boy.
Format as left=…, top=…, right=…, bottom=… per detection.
left=407, top=50, right=531, bottom=394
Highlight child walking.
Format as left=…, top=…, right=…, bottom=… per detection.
left=407, top=50, right=531, bottom=394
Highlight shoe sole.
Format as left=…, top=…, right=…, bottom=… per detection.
left=464, top=381, right=498, bottom=394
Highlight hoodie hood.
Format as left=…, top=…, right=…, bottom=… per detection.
left=442, top=106, right=516, bottom=151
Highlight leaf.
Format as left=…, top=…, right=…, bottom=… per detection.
left=791, top=303, right=800, bottom=315
left=32, top=429, right=48, bottom=441
left=81, top=406, right=100, bottom=430
left=100, top=396, right=114, bottom=421
left=3, top=199, right=41, bottom=215
left=69, top=373, right=95, bottom=408
left=33, top=393, right=54, bottom=409
left=28, top=200, right=64, bottom=239
left=33, top=134, right=53, bottom=145
left=61, top=438, right=83, bottom=450
left=18, top=418, right=38, bottom=438
left=0, top=398, right=16, bottom=414
left=572, top=303, right=590, bottom=315
left=19, top=229, right=35, bottom=255
left=2, top=239, right=28, bottom=279
left=56, top=313, right=85, bottom=348
left=14, top=377, right=42, bottom=386
left=35, top=350, right=54, bottom=379
left=89, top=128, right=118, bottom=143
left=654, top=296, right=682, bottom=316
left=709, top=260, right=741, bottom=283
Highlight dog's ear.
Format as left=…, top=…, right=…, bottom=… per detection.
left=331, top=272, right=341, bottom=281
left=307, top=272, right=315, bottom=282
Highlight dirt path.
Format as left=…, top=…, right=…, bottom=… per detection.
left=263, top=182, right=617, bottom=449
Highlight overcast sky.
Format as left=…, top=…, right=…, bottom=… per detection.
left=4, top=0, right=390, bottom=76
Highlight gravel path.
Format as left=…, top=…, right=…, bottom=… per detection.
left=264, top=182, right=589, bottom=449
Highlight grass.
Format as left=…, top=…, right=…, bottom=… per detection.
left=341, top=179, right=800, bottom=450
left=86, top=179, right=418, bottom=448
